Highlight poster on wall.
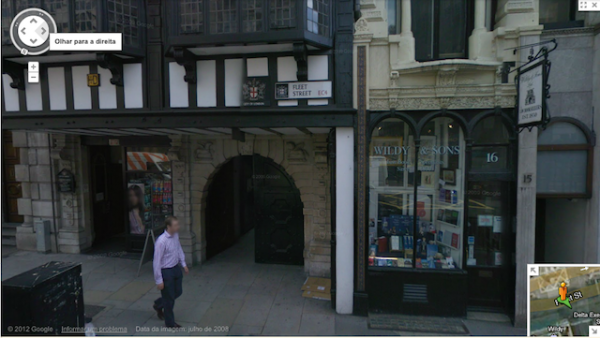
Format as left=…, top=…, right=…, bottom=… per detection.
left=128, top=183, right=147, bottom=235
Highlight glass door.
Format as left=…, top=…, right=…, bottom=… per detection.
left=466, top=116, right=516, bottom=311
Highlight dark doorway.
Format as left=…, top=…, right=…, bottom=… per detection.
left=2, top=131, right=24, bottom=224
left=205, top=155, right=304, bottom=265
left=88, top=146, right=125, bottom=247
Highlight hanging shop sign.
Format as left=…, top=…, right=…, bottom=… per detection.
left=56, top=168, right=76, bottom=193
left=517, top=59, right=548, bottom=127
left=242, top=77, right=270, bottom=107
left=275, top=81, right=332, bottom=100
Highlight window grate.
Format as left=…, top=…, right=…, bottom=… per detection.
left=402, top=283, right=428, bottom=303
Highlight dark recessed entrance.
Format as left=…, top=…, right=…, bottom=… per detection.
left=206, top=155, right=304, bottom=265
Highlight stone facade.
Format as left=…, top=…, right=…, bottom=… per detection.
left=12, top=131, right=333, bottom=278
left=173, top=133, right=333, bottom=277
left=13, top=132, right=91, bottom=254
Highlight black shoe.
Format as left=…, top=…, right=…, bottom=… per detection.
left=153, top=304, right=164, bottom=320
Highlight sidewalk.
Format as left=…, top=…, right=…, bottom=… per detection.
left=1, top=232, right=526, bottom=336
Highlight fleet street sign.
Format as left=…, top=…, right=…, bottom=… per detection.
left=275, top=81, right=332, bottom=100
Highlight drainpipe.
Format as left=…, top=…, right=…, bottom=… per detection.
left=47, top=134, right=59, bottom=253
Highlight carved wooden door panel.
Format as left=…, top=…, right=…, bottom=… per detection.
left=253, top=155, right=304, bottom=265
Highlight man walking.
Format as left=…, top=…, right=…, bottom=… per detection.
left=152, top=216, right=189, bottom=328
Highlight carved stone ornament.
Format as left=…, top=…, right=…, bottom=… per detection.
left=194, top=142, right=213, bottom=162
left=354, top=18, right=369, bottom=32
left=286, top=142, right=309, bottom=163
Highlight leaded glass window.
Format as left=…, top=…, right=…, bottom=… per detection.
left=75, top=0, right=97, bottom=32
left=45, top=0, right=69, bottom=32
left=2, top=0, right=13, bottom=44
left=209, top=0, right=238, bottom=34
left=107, top=0, right=139, bottom=46
left=180, top=0, right=203, bottom=34
left=307, top=0, right=329, bottom=36
left=241, top=0, right=263, bottom=32
left=14, top=0, right=69, bottom=32
left=269, top=0, right=295, bottom=28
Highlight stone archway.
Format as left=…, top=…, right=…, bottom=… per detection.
left=184, top=134, right=332, bottom=277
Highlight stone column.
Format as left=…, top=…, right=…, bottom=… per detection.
left=514, top=33, right=541, bottom=328
left=390, top=0, right=415, bottom=65
left=169, top=135, right=197, bottom=266
left=335, top=127, right=354, bottom=314
left=13, top=132, right=61, bottom=252
left=469, top=0, right=494, bottom=60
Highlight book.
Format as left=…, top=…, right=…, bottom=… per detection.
left=377, top=237, right=388, bottom=253
left=390, top=235, right=402, bottom=251
left=451, top=233, right=459, bottom=249
left=426, top=244, right=438, bottom=259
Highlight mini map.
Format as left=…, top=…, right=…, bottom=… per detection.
left=530, top=266, right=600, bottom=336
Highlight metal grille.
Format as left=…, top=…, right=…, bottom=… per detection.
left=269, top=0, right=295, bottom=28
left=307, top=0, right=329, bottom=36
left=180, top=0, right=203, bottom=34
left=241, top=0, right=263, bottom=32
left=402, top=283, right=428, bottom=303
left=2, top=0, right=13, bottom=44
left=209, top=0, right=238, bottom=34
left=74, top=0, right=97, bottom=32
left=107, top=0, right=139, bottom=46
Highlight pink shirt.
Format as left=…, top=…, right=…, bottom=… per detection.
left=153, top=230, right=187, bottom=284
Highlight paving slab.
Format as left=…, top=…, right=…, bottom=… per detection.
left=227, top=324, right=263, bottom=336
left=84, top=290, right=114, bottom=305
left=298, top=313, right=335, bottom=336
left=234, top=305, right=270, bottom=327
left=197, top=298, right=244, bottom=328
left=109, top=280, right=156, bottom=302
left=262, top=303, right=303, bottom=335
left=218, top=284, right=250, bottom=300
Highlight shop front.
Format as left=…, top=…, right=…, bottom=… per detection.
left=363, top=109, right=517, bottom=317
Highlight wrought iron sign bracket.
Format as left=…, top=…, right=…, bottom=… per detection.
left=293, top=42, right=308, bottom=81
left=173, top=47, right=197, bottom=84
left=96, top=53, right=124, bottom=86
left=3, top=60, right=26, bottom=90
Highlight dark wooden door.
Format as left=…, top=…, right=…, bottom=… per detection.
left=89, top=147, right=111, bottom=242
left=253, top=155, right=304, bottom=265
left=2, top=131, right=24, bottom=223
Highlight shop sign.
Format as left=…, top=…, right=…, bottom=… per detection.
left=87, top=73, right=100, bottom=87
left=56, top=168, right=76, bottom=193
left=242, top=77, right=270, bottom=107
left=517, top=60, right=547, bottom=127
left=275, top=81, right=332, bottom=100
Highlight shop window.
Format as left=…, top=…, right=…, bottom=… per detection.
left=471, top=116, right=512, bottom=173
left=307, top=0, right=329, bottom=37
left=368, top=117, right=466, bottom=270
left=540, top=0, right=583, bottom=30
left=126, top=148, right=173, bottom=236
left=537, top=121, right=593, bottom=198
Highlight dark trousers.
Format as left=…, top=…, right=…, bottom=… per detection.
left=154, top=266, right=183, bottom=327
